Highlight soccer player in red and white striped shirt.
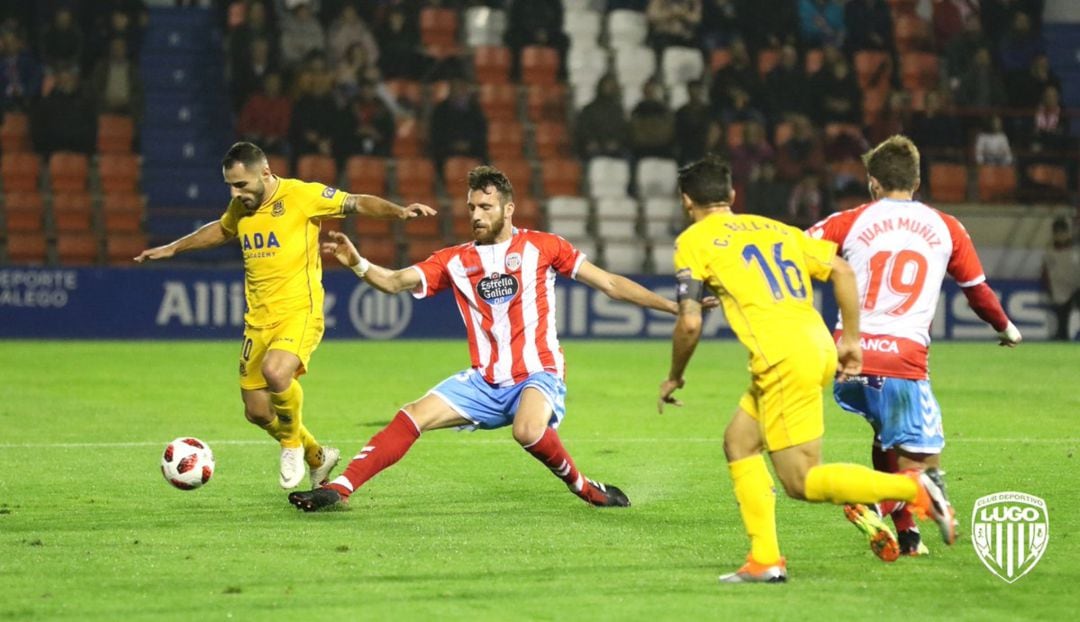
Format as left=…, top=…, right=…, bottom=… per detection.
left=288, top=165, right=681, bottom=511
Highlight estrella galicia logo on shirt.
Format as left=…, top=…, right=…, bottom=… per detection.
left=271, top=200, right=285, bottom=217
left=322, top=186, right=337, bottom=199
left=476, top=272, right=519, bottom=305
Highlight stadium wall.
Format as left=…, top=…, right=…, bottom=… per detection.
left=0, top=268, right=1067, bottom=341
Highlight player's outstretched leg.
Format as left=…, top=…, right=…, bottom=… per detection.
left=522, top=428, right=630, bottom=507
left=844, top=504, right=900, bottom=562
left=904, top=468, right=958, bottom=545
left=288, top=487, right=343, bottom=512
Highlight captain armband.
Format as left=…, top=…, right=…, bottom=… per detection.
left=675, top=268, right=705, bottom=304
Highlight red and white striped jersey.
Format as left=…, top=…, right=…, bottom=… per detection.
left=808, top=198, right=986, bottom=379
left=410, top=228, right=586, bottom=386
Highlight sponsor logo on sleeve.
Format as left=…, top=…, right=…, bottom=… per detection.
left=322, top=186, right=337, bottom=199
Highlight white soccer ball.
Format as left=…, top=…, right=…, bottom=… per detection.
left=161, top=437, right=215, bottom=490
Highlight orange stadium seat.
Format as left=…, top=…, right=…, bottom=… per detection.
left=353, top=216, right=395, bottom=238
left=48, top=152, right=89, bottom=193
left=443, top=156, right=483, bottom=188
left=392, top=118, right=423, bottom=158
left=395, top=157, right=437, bottom=199
left=402, top=214, right=443, bottom=239
left=2, top=152, right=41, bottom=192
left=420, top=7, right=459, bottom=52
left=52, top=192, right=94, bottom=232
left=98, top=153, right=140, bottom=194
left=526, top=84, right=568, bottom=123
left=0, top=111, right=31, bottom=153
left=345, top=156, right=388, bottom=195
left=710, top=48, right=732, bottom=73
left=354, top=235, right=398, bottom=265
left=900, top=52, right=939, bottom=91
left=513, top=197, right=540, bottom=227
left=492, top=158, right=532, bottom=196
left=319, top=218, right=343, bottom=233
left=521, top=46, right=560, bottom=86
left=473, top=46, right=512, bottom=84
left=56, top=231, right=99, bottom=265
left=5, top=232, right=48, bottom=263
left=296, top=155, right=337, bottom=186
left=101, top=192, right=143, bottom=233
left=977, top=165, right=1018, bottom=202
left=2, top=191, right=45, bottom=233
left=894, top=15, right=930, bottom=53
left=267, top=154, right=290, bottom=177
left=756, top=48, right=781, bottom=77
left=405, top=237, right=446, bottom=263
left=487, top=121, right=525, bottom=160
left=533, top=121, right=571, bottom=158
left=1027, top=164, right=1068, bottom=191
left=97, top=114, right=135, bottom=154
left=862, top=88, right=889, bottom=125
left=479, top=83, right=518, bottom=121
left=887, top=0, right=918, bottom=15
left=854, top=50, right=892, bottom=91
left=928, top=163, right=968, bottom=203
left=105, top=232, right=147, bottom=265
left=540, top=158, right=582, bottom=196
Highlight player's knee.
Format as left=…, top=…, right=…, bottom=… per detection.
left=512, top=421, right=545, bottom=446
left=244, top=407, right=273, bottom=426
left=261, top=365, right=291, bottom=392
left=723, top=427, right=757, bottom=462
left=777, top=473, right=808, bottom=500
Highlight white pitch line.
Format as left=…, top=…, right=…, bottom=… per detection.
left=0, top=438, right=1075, bottom=449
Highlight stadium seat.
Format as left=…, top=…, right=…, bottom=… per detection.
left=894, top=15, right=930, bottom=53
left=420, top=7, right=459, bottom=51
left=267, top=154, right=290, bottom=176
left=526, top=84, right=568, bottom=123
left=463, top=6, right=507, bottom=48
left=395, top=157, right=437, bottom=199
left=540, top=158, right=582, bottom=196
left=533, top=121, right=572, bottom=158
left=642, top=196, right=680, bottom=241
left=661, top=46, right=705, bottom=86
left=862, top=88, right=889, bottom=126
left=595, top=196, right=638, bottom=240
left=710, top=47, right=733, bottom=72
left=635, top=158, right=679, bottom=199
left=319, top=218, right=343, bottom=234
left=2, top=191, right=45, bottom=233
left=405, top=237, right=446, bottom=264
left=101, top=192, right=144, bottom=233
left=567, top=44, right=606, bottom=109
left=487, top=121, right=525, bottom=160
left=105, top=232, right=147, bottom=265
left=345, top=156, right=388, bottom=195
left=353, top=216, right=395, bottom=238
left=5, top=232, right=47, bottom=264
left=513, top=196, right=540, bottom=226
left=98, top=153, right=140, bottom=194
left=296, top=155, right=337, bottom=186
left=492, top=158, right=533, bottom=196
left=0, top=154, right=41, bottom=196
left=97, top=114, right=135, bottom=154
left=521, top=46, right=560, bottom=86
left=602, top=241, right=647, bottom=272
left=548, top=216, right=589, bottom=239
left=607, top=9, right=647, bottom=49
left=563, top=9, right=602, bottom=47
left=614, top=45, right=656, bottom=107
left=587, top=157, right=631, bottom=199
left=56, top=231, right=99, bottom=265
left=443, top=156, right=484, bottom=187
left=402, top=213, right=443, bottom=240
left=887, top=0, right=918, bottom=14
left=48, top=152, right=90, bottom=193
left=392, top=118, right=424, bottom=158
left=354, top=235, right=399, bottom=266
left=0, top=111, right=31, bottom=153
left=51, top=192, right=94, bottom=232
left=385, top=79, right=424, bottom=110
left=854, top=50, right=893, bottom=91
left=473, top=46, right=512, bottom=84
left=900, top=52, right=939, bottom=91
left=478, top=83, right=518, bottom=121
left=928, top=163, right=968, bottom=203
left=756, top=47, right=782, bottom=78
left=547, top=196, right=590, bottom=218
left=1027, top=164, right=1069, bottom=191
left=977, top=165, right=1018, bottom=202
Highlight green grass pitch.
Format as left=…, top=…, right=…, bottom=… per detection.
left=1, top=340, right=1077, bottom=620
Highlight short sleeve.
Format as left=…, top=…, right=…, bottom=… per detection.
left=940, top=212, right=986, bottom=287
left=545, top=233, right=585, bottom=279
left=673, top=231, right=707, bottom=280
left=219, top=199, right=243, bottom=234
left=410, top=251, right=452, bottom=299
left=300, top=182, right=347, bottom=220
left=795, top=226, right=838, bottom=282
left=806, top=205, right=864, bottom=246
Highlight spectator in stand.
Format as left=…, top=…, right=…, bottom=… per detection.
left=327, top=3, right=377, bottom=68
left=955, top=46, right=1008, bottom=108
left=575, top=74, right=630, bottom=159
left=866, top=90, right=910, bottom=145
left=646, top=0, right=703, bottom=53
left=699, top=0, right=740, bottom=51
left=676, top=79, right=721, bottom=164
left=735, top=0, right=798, bottom=52
left=932, top=0, right=975, bottom=49
left=974, top=116, right=1014, bottom=166
left=280, top=0, right=326, bottom=71
left=0, top=26, right=43, bottom=111
left=40, top=6, right=83, bottom=68
left=775, top=114, right=824, bottom=183
left=229, top=1, right=278, bottom=91
left=729, top=120, right=774, bottom=185
left=1006, top=53, right=1060, bottom=108
left=762, top=44, right=808, bottom=121
left=842, top=0, right=893, bottom=55
left=718, top=87, right=765, bottom=127
left=810, top=57, right=861, bottom=125
left=238, top=72, right=292, bottom=154
left=798, top=0, right=844, bottom=49
left=505, top=0, right=568, bottom=80
left=998, top=11, right=1043, bottom=74
left=289, top=55, right=340, bottom=160
left=333, top=42, right=372, bottom=103
left=1030, top=85, right=1070, bottom=154
left=429, top=77, right=488, bottom=173
left=908, top=89, right=964, bottom=192
left=91, top=37, right=144, bottom=123
left=88, top=3, right=146, bottom=65
left=945, top=13, right=989, bottom=91
left=375, top=5, right=422, bottom=80
left=232, top=36, right=277, bottom=112
left=982, top=0, right=1043, bottom=48
left=744, top=162, right=790, bottom=218
left=629, top=78, right=677, bottom=160
left=31, top=63, right=96, bottom=156
left=786, top=172, right=825, bottom=226
left=1043, top=217, right=1080, bottom=341
left=338, top=80, right=395, bottom=159
left=709, top=38, right=759, bottom=113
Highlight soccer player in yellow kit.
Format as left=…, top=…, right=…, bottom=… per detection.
left=135, top=142, right=436, bottom=489
left=657, top=157, right=956, bottom=583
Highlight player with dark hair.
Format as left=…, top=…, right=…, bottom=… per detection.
left=135, top=141, right=437, bottom=489
left=657, top=156, right=954, bottom=583
left=287, top=165, right=684, bottom=511
left=808, top=135, right=1021, bottom=559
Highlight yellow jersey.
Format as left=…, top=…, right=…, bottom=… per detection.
left=220, top=177, right=346, bottom=327
left=674, top=211, right=838, bottom=373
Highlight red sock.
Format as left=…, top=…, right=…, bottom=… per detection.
left=523, top=428, right=604, bottom=503
left=872, top=448, right=914, bottom=529
left=326, top=411, right=420, bottom=499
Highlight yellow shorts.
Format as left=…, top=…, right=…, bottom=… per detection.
left=738, top=340, right=837, bottom=452
left=239, top=314, right=325, bottom=390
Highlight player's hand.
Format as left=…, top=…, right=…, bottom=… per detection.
left=836, top=336, right=863, bottom=381
left=997, top=322, right=1022, bottom=348
left=400, top=203, right=437, bottom=219
left=701, top=295, right=720, bottom=310
left=133, top=245, right=174, bottom=263
left=321, top=231, right=362, bottom=268
left=658, top=378, right=685, bottom=413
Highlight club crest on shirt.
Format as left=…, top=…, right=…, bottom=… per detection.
left=476, top=272, right=519, bottom=305
left=322, top=186, right=337, bottom=199
left=271, top=200, right=285, bottom=217
left=505, top=252, right=522, bottom=272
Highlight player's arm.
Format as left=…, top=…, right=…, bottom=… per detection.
left=659, top=290, right=704, bottom=413
left=575, top=260, right=679, bottom=315
left=961, top=283, right=1021, bottom=347
left=828, top=255, right=863, bottom=379
left=942, top=213, right=1021, bottom=347
left=133, top=220, right=234, bottom=263
left=321, top=231, right=420, bottom=294
left=341, top=193, right=437, bottom=220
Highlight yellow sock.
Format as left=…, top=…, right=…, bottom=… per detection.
left=729, top=454, right=781, bottom=565
left=804, top=463, right=918, bottom=504
left=260, top=416, right=286, bottom=442
left=299, top=425, right=323, bottom=467
left=269, top=379, right=303, bottom=447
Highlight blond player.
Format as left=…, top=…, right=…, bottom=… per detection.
left=135, top=142, right=436, bottom=489
left=657, top=156, right=955, bottom=583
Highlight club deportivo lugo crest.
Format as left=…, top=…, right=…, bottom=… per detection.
left=971, top=492, right=1048, bottom=583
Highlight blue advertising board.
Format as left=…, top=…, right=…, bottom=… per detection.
left=0, top=267, right=1066, bottom=341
